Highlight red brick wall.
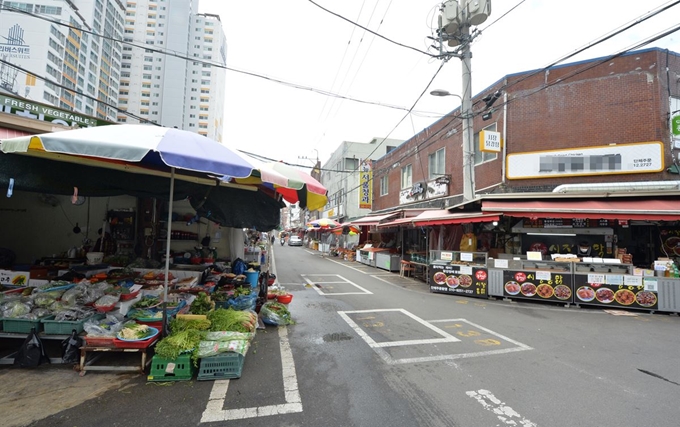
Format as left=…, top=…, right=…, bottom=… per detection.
left=372, top=49, right=680, bottom=211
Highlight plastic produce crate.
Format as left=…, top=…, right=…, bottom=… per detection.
left=197, top=352, right=245, bottom=380
left=42, top=314, right=102, bottom=335
left=148, top=354, right=196, bottom=382
left=2, top=316, right=53, bottom=334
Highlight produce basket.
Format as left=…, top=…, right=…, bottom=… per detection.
left=197, top=352, right=245, bottom=380
left=119, top=289, right=141, bottom=301
left=147, top=354, right=196, bottom=382
left=113, top=334, right=159, bottom=349
left=42, top=314, right=102, bottom=335
left=2, top=316, right=54, bottom=333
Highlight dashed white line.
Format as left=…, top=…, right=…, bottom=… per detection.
left=200, top=326, right=302, bottom=423
left=466, top=389, right=537, bottom=426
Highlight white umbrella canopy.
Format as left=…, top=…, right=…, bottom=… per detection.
left=0, top=124, right=277, bottom=334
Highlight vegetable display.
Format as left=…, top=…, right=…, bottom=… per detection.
left=118, top=323, right=150, bottom=340
left=190, top=292, right=212, bottom=315
left=207, top=308, right=258, bottom=333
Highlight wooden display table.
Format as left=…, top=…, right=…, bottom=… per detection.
left=77, top=337, right=158, bottom=376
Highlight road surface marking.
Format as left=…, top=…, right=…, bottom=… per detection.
left=302, top=274, right=373, bottom=295
left=338, top=312, right=532, bottom=365
left=466, top=389, right=537, bottom=426
left=325, top=257, right=372, bottom=273
left=339, top=308, right=460, bottom=350
left=200, top=326, right=302, bottom=423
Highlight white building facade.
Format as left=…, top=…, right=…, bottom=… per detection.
left=0, top=0, right=125, bottom=123
left=119, top=0, right=226, bottom=140
left=321, top=137, right=404, bottom=222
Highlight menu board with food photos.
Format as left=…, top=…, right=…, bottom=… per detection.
left=502, top=270, right=573, bottom=303
left=572, top=274, right=658, bottom=310
left=430, top=263, right=488, bottom=298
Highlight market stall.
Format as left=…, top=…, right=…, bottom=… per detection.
left=0, top=124, right=325, bottom=374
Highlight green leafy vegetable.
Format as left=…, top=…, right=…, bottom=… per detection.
left=207, top=308, right=258, bottom=333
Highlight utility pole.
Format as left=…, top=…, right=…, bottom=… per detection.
left=436, top=0, right=491, bottom=202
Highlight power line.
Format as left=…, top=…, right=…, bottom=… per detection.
left=307, top=0, right=434, bottom=57
left=0, top=5, right=441, bottom=116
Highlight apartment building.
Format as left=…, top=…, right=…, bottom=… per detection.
left=0, top=0, right=125, bottom=122
left=119, top=0, right=226, bottom=140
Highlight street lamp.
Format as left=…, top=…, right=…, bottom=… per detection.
left=431, top=88, right=475, bottom=202
left=430, top=89, right=462, bottom=102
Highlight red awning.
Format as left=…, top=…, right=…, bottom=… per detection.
left=378, top=210, right=499, bottom=227
left=0, top=127, right=31, bottom=139
left=482, top=199, right=680, bottom=221
left=350, top=212, right=401, bottom=226
left=413, top=212, right=500, bottom=227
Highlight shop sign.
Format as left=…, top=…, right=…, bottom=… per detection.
left=479, top=130, right=502, bottom=153
left=672, top=115, right=680, bottom=136
left=399, top=176, right=449, bottom=204
left=573, top=274, right=657, bottom=309
left=502, top=270, right=573, bottom=302
left=0, top=94, right=109, bottom=128
left=359, top=161, right=372, bottom=210
left=0, top=269, right=28, bottom=286
left=430, top=264, right=488, bottom=298
left=506, top=141, right=664, bottom=179
left=0, top=24, right=30, bottom=59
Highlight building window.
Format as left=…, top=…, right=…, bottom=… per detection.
left=401, top=164, right=412, bottom=189
left=474, top=123, right=498, bottom=165
left=380, top=175, right=388, bottom=196
left=345, top=157, right=358, bottom=170
left=428, top=148, right=446, bottom=180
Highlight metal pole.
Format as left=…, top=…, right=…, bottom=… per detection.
left=460, top=15, right=475, bottom=202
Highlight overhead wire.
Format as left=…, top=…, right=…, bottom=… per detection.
left=0, top=5, right=441, bottom=118
left=332, top=3, right=680, bottom=208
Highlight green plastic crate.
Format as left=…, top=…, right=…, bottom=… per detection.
left=2, top=316, right=53, bottom=334
left=148, top=354, right=196, bottom=382
left=197, top=352, right=245, bottom=381
left=42, top=314, right=101, bottom=335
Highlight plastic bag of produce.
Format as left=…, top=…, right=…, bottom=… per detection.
left=197, top=339, right=251, bottom=358
left=14, top=328, right=50, bottom=368
left=1, top=300, right=32, bottom=318
left=203, top=331, right=255, bottom=342
left=260, top=302, right=294, bottom=326
left=32, top=293, right=57, bottom=308
left=84, top=313, right=125, bottom=337
left=227, top=293, right=256, bottom=311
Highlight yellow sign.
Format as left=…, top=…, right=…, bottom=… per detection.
left=479, top=130, right=502, bottom=153
left=359, top=162, right=372, bottom=209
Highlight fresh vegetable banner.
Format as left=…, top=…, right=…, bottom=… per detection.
left=430, top=264, right=488, bottom=298
left=502, top=270, right=573, bottom=303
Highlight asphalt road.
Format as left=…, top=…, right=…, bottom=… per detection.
left=7, top=244, right=680, bottom=427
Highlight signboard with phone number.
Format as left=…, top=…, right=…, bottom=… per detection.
left=429, top=264, right=488, bottom=298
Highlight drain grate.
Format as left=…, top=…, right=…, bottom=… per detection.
left=322, top=332, right=353, bottom=342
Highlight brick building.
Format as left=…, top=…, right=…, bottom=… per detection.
left=372, top=47, right=680, bottom=212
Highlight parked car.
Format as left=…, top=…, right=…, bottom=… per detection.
left=288, top=235, right=303, bottom=246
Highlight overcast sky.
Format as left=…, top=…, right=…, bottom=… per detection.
left=198, top=0, right=680, bottom=170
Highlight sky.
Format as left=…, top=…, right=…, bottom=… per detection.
left=197, top=0, right=680, bottom=170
